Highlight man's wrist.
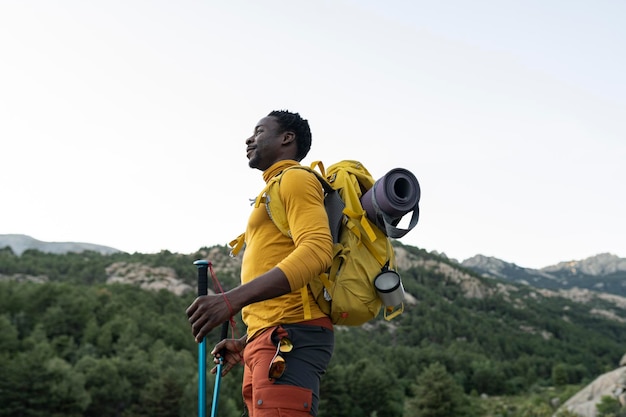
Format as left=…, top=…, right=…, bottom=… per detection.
left=224, top=288, right=245, bottom=314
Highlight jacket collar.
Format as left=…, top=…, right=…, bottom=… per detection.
left=262, top=160, right=300, bottom=183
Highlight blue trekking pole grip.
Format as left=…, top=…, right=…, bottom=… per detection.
left=194, top=259, right=209, bottom=417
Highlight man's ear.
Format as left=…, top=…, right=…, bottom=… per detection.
left=281, top=131, right=296, bottom=146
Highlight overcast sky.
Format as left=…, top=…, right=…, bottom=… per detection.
left=2, top=0, right=625, bottom=269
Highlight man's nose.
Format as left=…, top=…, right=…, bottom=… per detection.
left=245, top=135, right=254, bottom=145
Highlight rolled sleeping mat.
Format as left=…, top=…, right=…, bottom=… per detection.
left=361, top=168, right=420, bottom=238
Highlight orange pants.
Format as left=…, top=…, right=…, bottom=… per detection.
left=241, top=323, right=334, bottom=417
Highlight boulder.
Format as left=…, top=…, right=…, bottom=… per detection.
left=557, top=366, right=626, bottom=417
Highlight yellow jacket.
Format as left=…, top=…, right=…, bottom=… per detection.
left=241, top=160, right=334, bottom=340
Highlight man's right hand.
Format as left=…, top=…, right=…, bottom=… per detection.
left=211, top=336, right=247, bottom=376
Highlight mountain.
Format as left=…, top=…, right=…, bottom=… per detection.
left=461, top=253, right=626, bottom=297
left=0, top=234, right=122, bottom=256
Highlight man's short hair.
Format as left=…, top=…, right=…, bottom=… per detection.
left=268, top=110, right=312, bottom=161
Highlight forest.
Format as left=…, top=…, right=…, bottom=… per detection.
left=1, top=244, right=625, bottom=417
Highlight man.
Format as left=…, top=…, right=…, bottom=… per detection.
left=186, top=110, right=334, bottom=416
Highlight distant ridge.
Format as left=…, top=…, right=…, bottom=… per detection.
left=0, top=234, right=122, bottom=256
left=461, top=253, right=626, bottom=297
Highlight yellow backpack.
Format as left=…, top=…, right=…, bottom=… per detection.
left=231, top=160, right=403, bottom=326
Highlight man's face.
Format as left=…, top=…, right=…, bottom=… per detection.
left=246, top=116, right=284, bottom=171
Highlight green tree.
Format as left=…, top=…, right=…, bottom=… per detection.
left=127, top=343, right=195, bottom=417
left=404, top=362, right=472, bottom=417
left=345, top=359, right=404, bottom=417
left=75, top=356, right=132, bottom=417
left=0, top=338, right=88, bottom=417
left=0, top=343, right=54, bottom=417
left=44, top=357, right=90, bottom=417
left=551, top=363, right=570, bottom=386
left=596, top=395, right=626, bottom=417
left=319, top=365, right=353, bottom=417
left=470, top=359, right=506, bottom=395
left=0, top=314, right=19, bottom=353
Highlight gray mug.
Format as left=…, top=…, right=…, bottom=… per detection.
left=374, top=269, right=405, bottom=307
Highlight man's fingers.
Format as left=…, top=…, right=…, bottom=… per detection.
left=190, top=307, right=214, bottom=338
left=190, top=318, right=205, bottom=338
left=184, top=305, right=194, bottom=317
left=195, top=320, right=216, bottom=342
left=211, top=340, right=226, bottom=356
left=209, top=360, right=232, bottom=376
left=221, top=363, right=232, bottom=376
left=188, top=302, right=206, bottom=324
left=185, top=297, right=200, bottom=317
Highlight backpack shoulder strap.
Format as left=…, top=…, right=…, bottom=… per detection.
left=253, top=170, right=290, bottom=237
left=259, top=164, right=335, bottom=238
left=255, top=165, right=328, bottom=238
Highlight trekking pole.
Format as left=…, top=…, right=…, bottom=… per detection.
left=211, top=321, right=229, bottom=417
left=195, top=259, right=231, bottom=417
left=194, top=260, right=209, bottom=417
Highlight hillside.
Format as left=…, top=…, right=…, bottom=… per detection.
left=1, top=239, right=626, bottom=416
left=5, top=234, right=625, bottom=298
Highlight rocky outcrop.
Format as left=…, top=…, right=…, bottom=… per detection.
left=105, top=262, right=193, bottom=296
left=557, top=365, right=626, bottom=417
left=543, top=253, right=626, bottom=276
left=0, top=273, right=49, bottom=284
left=395, top=246, right=515, bottom=300
left=535, top=287, right=626, bottom=323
